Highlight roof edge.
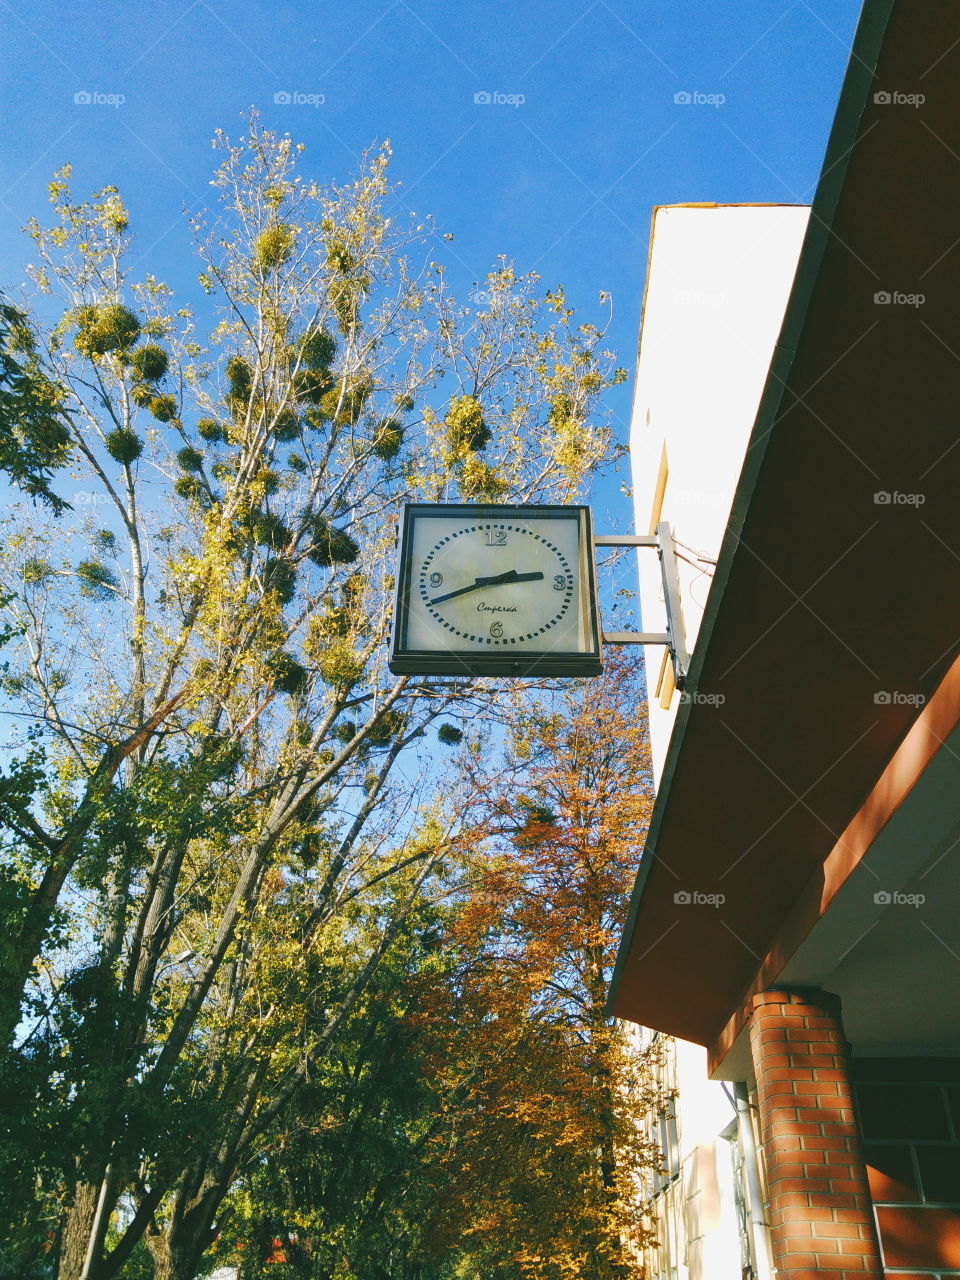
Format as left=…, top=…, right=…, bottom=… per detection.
left=609, top=0, right=898, bottom=1020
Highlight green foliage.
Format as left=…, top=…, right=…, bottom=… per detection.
left=264, top=555, right=297, bottom=603
left=205, top=672, right=660, bottom=1279
left=176, top=445, right=203, bottom=472
left=105, top=427, right=143, bottom=464
left=253, top=222, right=296, bottom=273
left=437, top=723, right=463, bottom=746
left=301, top=327, right=336, bottom=369
left=548, top=391, right=574, bottom=429
left=149, top=392, right=178, bottom=422
left=273, top=406, right=300, bottom=441
left=366, top=708, right=406, bottom=746
left=306, top=516, right=359, bottom=567
left=316, top=370, right=372, bottom=426
left=313, top=639, right=364, bottom=688
left=75, top=558, right=117, bottom=598
left=459, top=455, right=507, bottom=500
left=266, top=650, right=308, bottom=695
left=73, top=302, right=140, bottom=357
left=326, top=238, right=357, bottom=275
left=251, top=511, right=290, bottom=549
left=20, top=557, right=53, bottom=584
left=173, top=473, right=205, bottom=502
left=372, top=416, right=404, bottom=460
left=226, top=353, right=252, bottom=415
left=291, top=327, right=339, bottom=409
left=206, top=923, right=445, bottom=1280
left=92, top=529, right=116, bottom=554
left=444, top=394, right=490, bottom=455
left=196, top=416, right=226, bottom=442
left=0, top=300, right=71, bottom=511
left=130, top=382, right=154, bottom=407
left=130, top=342, right=169, bottom=382
left=294, top=367, right=332, bottom=406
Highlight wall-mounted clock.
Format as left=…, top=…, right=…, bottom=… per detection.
left=389, top=503, right=602, bottom=677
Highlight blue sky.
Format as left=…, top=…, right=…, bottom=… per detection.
left=0, top=0, right=861, bottom=533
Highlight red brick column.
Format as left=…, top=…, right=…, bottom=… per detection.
left=748, top=989, right=884, bottom=1280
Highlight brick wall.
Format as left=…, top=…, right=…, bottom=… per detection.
left=748, top=989, right=884, bottom=1280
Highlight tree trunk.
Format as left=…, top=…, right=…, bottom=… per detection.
left=147, top=1181, right=223, bottom=1280
left=147, top=1219, right=211, bottom=1280
left=57, top=1180, right=98, bottom=1280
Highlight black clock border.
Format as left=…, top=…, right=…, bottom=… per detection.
left=389, top=503, right=604, bottom=678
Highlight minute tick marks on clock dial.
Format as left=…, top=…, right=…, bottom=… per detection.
left=417, top=523, right=575, bottom=646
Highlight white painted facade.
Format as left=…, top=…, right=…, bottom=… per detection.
left=633, top=1027, right=746, bottom=1280
left=629, top=203, right=810, bottom=781
left=627, top=204, right=810, bottom=1280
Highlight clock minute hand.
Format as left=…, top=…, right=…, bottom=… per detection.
left=429, top=569, right=543, bottom=606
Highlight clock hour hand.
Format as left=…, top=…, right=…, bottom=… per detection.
left=430, top=569, right=544, bottom=606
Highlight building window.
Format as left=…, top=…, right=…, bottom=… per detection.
left=654, top=1095, right=681, bottom=1192
left=854, top=1058, right=960, bottom=1275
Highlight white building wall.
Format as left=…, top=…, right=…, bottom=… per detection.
left=627, top=204, right=809, bottom=1280
left=675, top=1037, right=741, bottom=1280
left=629, top=204, right=810, bottom=781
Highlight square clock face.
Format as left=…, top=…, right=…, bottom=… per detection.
left=389, top=503, right=602, bottom=677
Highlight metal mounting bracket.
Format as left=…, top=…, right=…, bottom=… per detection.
left=594, top=521, right=690, bottom=688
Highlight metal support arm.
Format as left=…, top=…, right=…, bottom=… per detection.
left=594, top=523, right=690, bottom=687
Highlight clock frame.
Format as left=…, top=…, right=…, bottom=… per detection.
left=389, top=503, right=603, bottom=677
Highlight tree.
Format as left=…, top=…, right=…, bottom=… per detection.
left=204, top=890, right=449, bottom=1280
left=210, top=656, right=665, bottom=1280
left=0, top=115, right=624, bottom=1280
left=410, top=655, right=663, bottom=1279
left=0, top=298, right=71, bottom=511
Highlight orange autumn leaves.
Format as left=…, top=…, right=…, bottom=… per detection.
left=410, top=656, right=663, bottom=1280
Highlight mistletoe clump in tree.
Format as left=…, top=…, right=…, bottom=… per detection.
left=0, top=114, right=626, bottom=1280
